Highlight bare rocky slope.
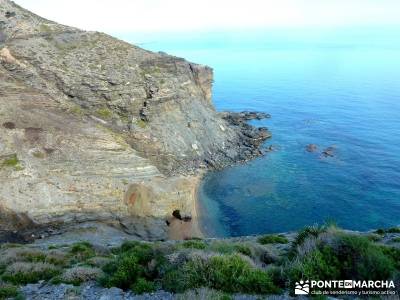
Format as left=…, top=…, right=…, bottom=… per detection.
left=0, top=0, right=271, bottom=241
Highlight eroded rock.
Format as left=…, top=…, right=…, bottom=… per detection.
left=0, top=0, right=271, bottom=240
left=2, top=121, right=15, bottom=129
left=0, top=30, right=6, bottom=43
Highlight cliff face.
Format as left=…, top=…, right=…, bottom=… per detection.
left=0, top=0, right=270, bottom=240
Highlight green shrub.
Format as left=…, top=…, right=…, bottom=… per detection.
left=136, top=120, right=147, bottom=129
left=286, top=232, right=397, bottom=289
left=258, top=234, right=288, bottom=245
left=39, top=24, right=52, bottom=33
left=32, top=151, right=45, bottom=159
left=118, top=241, right=142, bottom=253
left=2, top=154, right=19, bottom=167
left=49, top=276, right=63, bottom=285
left=2, top=262, right=60, bottom=284
left=287, top=246, right=341, bottom=285
left=234, top=244, right=252, bottom=256
left=0, top=285, right=19, bottom=300
left=22, top=250, right=46, bottom=263
left=208, top=242, right=232, bottom=254
left=69, top=105, right=84, bottom=116
left=116, top=242, right=154, bottom=265
left=130, top=277, right=156, bottom=294
left=366, top=234, right=382, bottom=242
left=380, top=245, right=400, bottom=269
left=0, top=243, right=22, bottom=249
left=386, top=227, right=400, bottom=233
left=46, top=250, right=69, bottom=266
left=162, top=269, right=185, bottom=292
left=100, top=252, right=144, bottom=289
left=162, top=254, right=278, bottom=294
left=267, top=266, right=286, bottom=288
left=375, top=227, right=400, bottom=234
left=0, top=154, right=23, bottom=171
left=337, top=235, right=395, bottom=280
left=69, top=242, right=95, bottom=261
left=209, top=242, right=252, bottom=257
left=292, top=225, right=327, bottom=249
left=181, top=240, right=207, bottom=250
left=101, top=241, right=164, bottom=290
left=96, top=108, right=112, bottom=119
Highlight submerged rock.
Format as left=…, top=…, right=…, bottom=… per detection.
left=306, top=144, right=318, bottom=152
left=218, top=111, right=272, bottom=164
left=220, top=111, right=271, bottom=125
left=321, top=146, right=336, bottom=157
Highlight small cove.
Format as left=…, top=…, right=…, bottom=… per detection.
left=121, top=28, right=400, bottom=237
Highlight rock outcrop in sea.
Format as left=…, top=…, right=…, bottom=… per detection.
left=0, top=0, right=271, bottom=241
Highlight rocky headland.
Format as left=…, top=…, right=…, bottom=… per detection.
left=0, top=2, right=399, bottom=299
left=0, top=0, right=271, bottom=243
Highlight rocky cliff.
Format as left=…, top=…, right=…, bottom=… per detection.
left=0, top=0, right=270, bottom=241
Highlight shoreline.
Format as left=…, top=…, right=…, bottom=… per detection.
left=167, top=112, right=274, bottom=241
left=192, top=176, right=205, bottom=238
left=167, top=173, right=205, bottom=240
left=1, top=0, right=274, bottom=243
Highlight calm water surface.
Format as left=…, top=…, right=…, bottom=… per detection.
left=119, top=28, right=400, bottom=236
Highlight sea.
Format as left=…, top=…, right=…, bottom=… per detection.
left=117, top=28, right=400, bottom=237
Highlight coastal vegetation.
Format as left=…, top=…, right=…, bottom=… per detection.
left=1, top=2, right=398, bottom=299
left=0, top=225, right=399, bottom=298
left=96, top=107, right=113, bottom=119
left=375, top=227, right=400, bottom=234
left=0, top=154, right=23, bottom=171
left=0, top=285, right=20, bottom=300
left=257, top=234, right=288, bottom=245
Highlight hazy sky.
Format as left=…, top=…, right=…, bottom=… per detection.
left=15, top=0, right=400, bottom=33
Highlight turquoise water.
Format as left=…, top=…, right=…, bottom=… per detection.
left=119, top=28, right=400, bottom=236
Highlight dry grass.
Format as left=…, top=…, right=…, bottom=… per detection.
left=46, top=250, right=69, bottom=266
left=3, top=262, right=60, bottom=284
left=0, top=247, right=46, bottom=266
left=294, top=225, right=339, bottom=258
left=176, top=288, right=232, bottom=300
left=62, top=266, right=104, bottom=285
left=86, top=256, right=112, bottom=268
left=0, top=247, right=69, bottom=268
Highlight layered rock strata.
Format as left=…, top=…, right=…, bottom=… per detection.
left=0, top=0, right=271, bottom=241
